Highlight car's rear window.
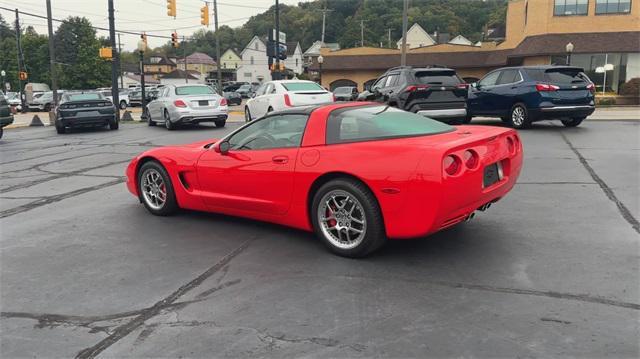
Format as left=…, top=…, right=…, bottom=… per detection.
left=175, top=86, right=214, bottom=95
left=282, top=82, right=325, bottom=92
left=67, top=93, right=102, bottom=101
left=414, top=70, right=461, bottom=86
left=544, top=69, right=589, bottom=84
left=326, top=105, right=454, bottom=144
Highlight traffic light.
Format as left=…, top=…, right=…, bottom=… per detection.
left=171, top=32, right=179, bottom=48
left=167, top=0, right=176, bottom=17
left=141, top=32, right=148, bottom=49
left=200, top=4, right=209, bottom=26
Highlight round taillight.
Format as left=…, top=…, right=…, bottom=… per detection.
left=443, top=155, right=461, bottom=176
left=507, top=137, right=515, bottom=154
left=463, top=150, right=479, bottom=169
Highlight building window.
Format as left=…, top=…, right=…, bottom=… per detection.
left=295, top=58, right=298, bottom=67
left=554, top=0, right=589, bottom=15
left=595, top=0, right=632, bottom=13
left=250, top=56, right=254, bottom=65
left=255, top=42, right=259, bottom=50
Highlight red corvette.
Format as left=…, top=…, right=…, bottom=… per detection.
left=126, top=102, right=522, bottom=257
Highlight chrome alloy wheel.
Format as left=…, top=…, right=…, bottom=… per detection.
left=317, top=190, right=367, bottom=250
left=141, top=168, right=167, bottom=210
left=512, top=106, right=525, bottom=127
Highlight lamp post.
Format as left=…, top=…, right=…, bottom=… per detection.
left=0, top=70, right=5, bottom=95
left=137, top=39, right=147, bottom=120
left=565, top=42, right=574, bottom=66
left=317, top=55, right=324, bottom=87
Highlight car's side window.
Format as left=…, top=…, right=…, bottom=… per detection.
left=371, top=76, right=386, bottom=91
left=255, top=84, right=267, bottom=96
left=479, top=71, right=501, bottom=87
left=269, top=84, right=277, bottom=94
left=496, top=69, right=521, bottom=85
left=227, top=114, right=309, bottom=151
left=385, top=73, right=399, bottom=87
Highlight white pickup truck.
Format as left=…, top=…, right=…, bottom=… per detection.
left=100, top=89, right=129, bottom=109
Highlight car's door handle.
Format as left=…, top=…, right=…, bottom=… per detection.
left=272, top=156, right=288, bottom=164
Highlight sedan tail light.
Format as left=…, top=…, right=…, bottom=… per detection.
left=174, top=99, right=187, bottom=108
left=332, top=93, right=336, bottom=102
left=456, top=83, right=469, bottom=89
left=443, top=155, right=461, bottom=176
left=586, top=83, right=595, bottom=94
left=220, top=98, right=227, bottom=106
left=284, top=93, right=292, bottom=107
left=404, top=85, right=429, bottom=92
left=535, top=83, right=560, bottom=92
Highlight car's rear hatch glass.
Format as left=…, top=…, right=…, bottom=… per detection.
left=410, top=70, right=466, bottom=105
left=540, top=68, right=591, bottom=104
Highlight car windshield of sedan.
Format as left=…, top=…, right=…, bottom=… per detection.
left=282, top=82, right=325, bottom=92
left=175, top=86, right=215, bottom=95
left=327, top=105, right=454, bottom=144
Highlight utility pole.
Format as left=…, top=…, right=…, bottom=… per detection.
left=183, top=36, right=188, bottom=84
left=360, top=20, right=364, bottom=47
left=400, top=0, right=409, bottom=66
left=388, top=28, right=392, bottom=48
left=213, top=0, right=222, bottom=94
left=15, top=9, right=26, bottom=113
left=46, top=0, right=58, bottom=120
left=107, top=0, right=120, bottom=120
left=118, top=34, right=124, bottom=89
left=320, top=7, right=333, bottom=44
left=274, top=0, right=281, bottom=80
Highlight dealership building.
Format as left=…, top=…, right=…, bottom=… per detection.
left=314, top=0, right=639, bottom=94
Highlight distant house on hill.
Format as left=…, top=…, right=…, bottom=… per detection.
left=449, top=35, right=474, bottom=46
left=397, top=23, right=436, bottom=49
left=177, top=52, right=217, bottom=75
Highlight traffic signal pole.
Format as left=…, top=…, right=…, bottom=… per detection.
left=108, top=0, right=120, bottom=120
left=15, top=9, right=26, bottom=113
left=213, top=0, right=222, bottom=94
left=46, top=0, right=58, bottom=119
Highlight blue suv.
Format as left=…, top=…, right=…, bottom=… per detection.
left=466, top=66, right=595, bottom=128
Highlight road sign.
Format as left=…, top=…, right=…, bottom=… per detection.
left=272, top=29, right=286, bottom=43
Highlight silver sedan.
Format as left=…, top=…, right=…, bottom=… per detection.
left=145, top=84, right=228, bottom=130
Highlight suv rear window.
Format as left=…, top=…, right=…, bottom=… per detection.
left=544, top=69, right=589, bottom=85
left=326, top=105, right=453, bottom=144
left=414, top=70, right=461, bottom=86
left=282, top=82, right=325, bottom=92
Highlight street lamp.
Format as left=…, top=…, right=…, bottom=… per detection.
left=137, top=39, right=147, bottom=119
left=317, top=55, right=324, bottom=87
left=0, top=70, right=5, bottom=95
left=565, top=42, right=574, bottom=66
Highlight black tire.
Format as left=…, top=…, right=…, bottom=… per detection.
left=164, top=110, right=175, bottom=130
left=214, top=120, right=226, bottom=128
left=508, top=103, right=531, bottom=129
left=55, top=123, right=66, bottom=134
left=119, top=100, right=127, bottom=110
left=311, top=178, right=386, bottom=258
left=561, top=117, right=585, bottom=127
left=0, top=127, right=3, bottom=139
left=137, top=161, right=178, bottom=216
left=462, top=115, right=473, bottom=124
left=267, top=106, right=274, bottom=114
left=109, top=117, right=119, bottom=130
left=244, top=107, right=252, bottom=122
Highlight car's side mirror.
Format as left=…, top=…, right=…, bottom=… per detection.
left=471, top=82, right=478, bottom=89
left=215, top=141, right=230, bottom=155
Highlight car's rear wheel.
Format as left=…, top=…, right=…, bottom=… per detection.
left=311, top=179, right=386, bottom=258
left=119, top=101, right=127, bottom=109
left=138, top=161, right=178, bottom=216
left=267, top=106, right=274, bottom=114
left=164, top=110, right=175, bottom=130
left=0, top=127, right=3, bottom=139
left=109, top=117, right=119, bottom=130
left=508, top=103, right=531, bottom=129
left=214, top=120, right=226, bottom=128
left=561, top=117, right=585, bottom=127
left=55, top=123, right=66, bottom=134
left=146, top=108, right=156, bottom=126
left=244, top=107, right=252, bottom=122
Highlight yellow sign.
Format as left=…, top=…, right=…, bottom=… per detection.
left=99, top=47, right=113, bottom=59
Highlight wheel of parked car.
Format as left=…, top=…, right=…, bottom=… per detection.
left=137, top=161, right=178, bottom=216
left=0, top=127, right=3, bottom=139
left=508, top=103, right=531, bottom=129
left=55, top=122, right=65, bottom=134
left=267, top=106, right=274, bottom=114
left=311, top=178, right=386, bottom=258
left=119, top=100, right=127, bottom=110
left=214, top=120, right=226, bottom=128
left=109, top=117, right=119, bottom=130
left=462, top=115, right=473, bottom=124
left=244, top=107, right=252, bottom=122
left=164, top=110, right=175, bottom=130
left=561, top=117, right=585, bottom=128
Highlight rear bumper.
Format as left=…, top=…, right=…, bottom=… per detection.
left=171, top=107, right=229, bottom=124
left=417, top=108, right=467, bottom=118
left=532, top=105, right=595, bottom=120
left=176, top=114, right=228, bottom=124
left=58, top=114, right=115, bottom=127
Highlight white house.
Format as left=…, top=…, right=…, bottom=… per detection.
left=284, top=42, right=303, bottom=75
left=303, top=41, right=340, bottom=66
left=159, top=69, right=204, bottom=85
left=448, top=35, right=474, bottom=46
left=119, top=74, right=160, bottom=88
left=396, top=23, right=436, bottom=49
left=236, top=36, right=271, bottom=84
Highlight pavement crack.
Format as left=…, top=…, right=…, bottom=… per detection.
left=559, top=131, right=640, bottom=234
left=75, top=238, right=255, bottom=359
left=540, top=317, right=572, bottom=325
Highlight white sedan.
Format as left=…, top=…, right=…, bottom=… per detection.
left=244, top=80, right=334, bottom=121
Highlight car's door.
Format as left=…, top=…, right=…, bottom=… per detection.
left=263, top=83, right=280, bottom=113
left=247, top=83, right=266, bottom=119
left=254, top=83, right=273, bottom=118
left=492, top=69, right=523, bottom=115
left=379, top=72, right=402, bottom=102
left=148, top=87, right=166, bottom=119
left=196, top=113, right=309, bottom=215
left=468, top=70, right=501, bottom=115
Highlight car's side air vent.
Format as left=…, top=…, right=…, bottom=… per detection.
left=178, top=172, right=190, bottom=190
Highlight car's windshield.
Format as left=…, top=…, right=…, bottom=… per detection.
left=326, top=105, right=454, bottom=144
left=175, top=86, right=214, bottom=95
left=66, top=93, right=102, bottom=101
left=238, top=85, right=251, bottom=91
left=282, top=82, right=325, bottom=92
left=334, top=87, right=353, bottom=94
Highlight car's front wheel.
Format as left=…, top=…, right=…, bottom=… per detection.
left=561, top=117, right=585, bottom=127
left=138, top=161, right=178, bottom=216
left=164, top=110, right=175, bottom=130
left=508, top=103, right=531, bottom=129
left=109, top=117, right=119, bottom=130
left=214, top=120, right=226, bottom=128
left=311, top=179, right=386, bottom=258
left=244, top=107, right=252, bottom=122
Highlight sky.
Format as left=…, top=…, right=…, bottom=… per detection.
left=0, top=0, right=309, bottom=51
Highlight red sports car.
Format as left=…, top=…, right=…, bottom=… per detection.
left=126, top=102, right=523, bottom=257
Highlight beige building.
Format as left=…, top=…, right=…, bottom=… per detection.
left=315, top=0, right=639, bottom=94
left=177, top=52, right=217, bottom=75
left=143, top=54, right=177, bottom=79
left=220, top=49, right=242, bottom=70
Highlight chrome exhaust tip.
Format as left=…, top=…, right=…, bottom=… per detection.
left=465, top=212, right=475, bottom=222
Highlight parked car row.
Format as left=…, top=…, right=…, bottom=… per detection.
left=356, top=65, right=596, bottom=128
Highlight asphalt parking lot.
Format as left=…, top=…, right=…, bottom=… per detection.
left=1, top=118, right=638, bottom=358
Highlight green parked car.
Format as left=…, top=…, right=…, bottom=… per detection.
left=0, top=93, right=15, bottom=139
